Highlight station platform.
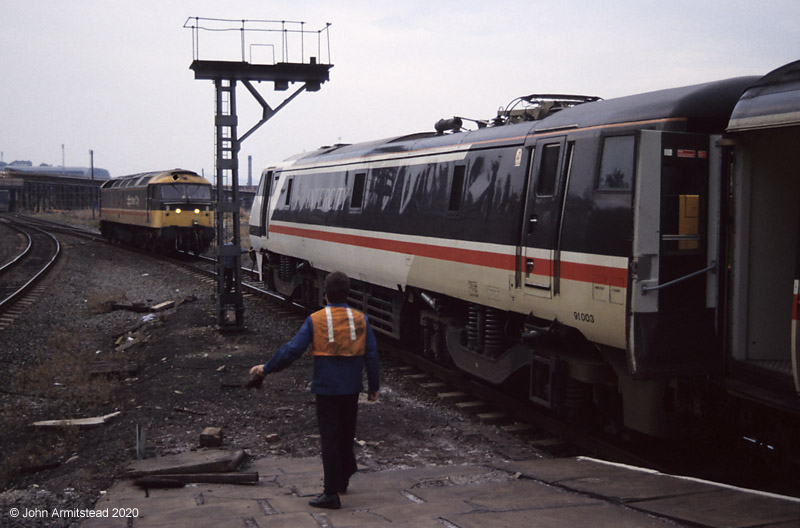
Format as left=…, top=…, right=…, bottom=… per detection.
left=85, top=452, right=800, bottom=527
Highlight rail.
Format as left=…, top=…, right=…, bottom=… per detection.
left=183, top=17, right=332, bottom=65
left=0, top=217, right=61, bottom=311
left=0, top=221, right=32, bottom=274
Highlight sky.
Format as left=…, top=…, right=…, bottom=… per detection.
left=1, top=0, right=798, bottom=183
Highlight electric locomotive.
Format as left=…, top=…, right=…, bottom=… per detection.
left=100, top=169, right=214, bottom=253
left=249, top=61, right=800, bottom=447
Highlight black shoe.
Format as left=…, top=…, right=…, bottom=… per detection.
left=309, top=493, right=341, bottom=509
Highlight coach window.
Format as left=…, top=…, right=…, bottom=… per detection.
left=283, top=177, right=294, bottom=208
left=269, top=172, right=281, bottom=200
left=350, top=172, right=367, bottom=211
left=448, top=165, right=466, bottom=213
left=597, top=135, right=634, bottom=191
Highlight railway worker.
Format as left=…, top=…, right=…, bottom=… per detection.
left=222, top=239, right=248, bottom=293
left=249, top=270, right=380, bottom=510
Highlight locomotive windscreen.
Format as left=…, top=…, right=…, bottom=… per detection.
left=158, top=183, right=211, bottom=201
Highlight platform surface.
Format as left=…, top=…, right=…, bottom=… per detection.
left=84, top=453, right=800, bottom=527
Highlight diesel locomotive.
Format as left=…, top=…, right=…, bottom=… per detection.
left=100, top=169, right=214, bottom=253
left=249, top=60, right=800, bottom=449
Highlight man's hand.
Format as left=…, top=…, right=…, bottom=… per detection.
left=367, top=391, right=379, bottom=402
left=247, top=365, right=266, bottom=389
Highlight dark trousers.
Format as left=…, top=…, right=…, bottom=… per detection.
left=315, top=393, right=359, bottom=494
left=223, top=268, right=234, bottom=293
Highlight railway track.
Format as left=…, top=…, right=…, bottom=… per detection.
left=8, top=213, right=797, bottom=497
left=0, top=215, right=61, bottom=316
left=4, top=213, right=105, bottom=241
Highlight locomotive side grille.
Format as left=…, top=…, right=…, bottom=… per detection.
left=366, top=295, right=394, bottom=335
left=346, top=282, right=397, bottom=337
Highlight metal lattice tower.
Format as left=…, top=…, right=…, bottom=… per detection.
left=185, top=17, right=332, bottom=330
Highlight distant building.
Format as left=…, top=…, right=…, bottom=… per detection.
left=1, top=164, right=111, bottom=180
left=0, top=164, right=110, bottom=211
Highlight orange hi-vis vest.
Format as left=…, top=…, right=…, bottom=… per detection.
left=310, top=306, right=367, bottom=357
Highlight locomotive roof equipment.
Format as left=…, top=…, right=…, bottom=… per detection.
left=498, top=93, right=602, bottom=124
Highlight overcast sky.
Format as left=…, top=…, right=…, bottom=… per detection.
left=1, top=0, right=798, bottom=182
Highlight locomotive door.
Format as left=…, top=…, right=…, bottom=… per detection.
left=258, top=170, right=275, bottom=238
left=520, top=136, right=569, bottom=297
left=629, top=130, right=718, bottom=377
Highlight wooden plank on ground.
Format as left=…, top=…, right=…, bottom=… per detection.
left=30, top=411, right=122, bottom=429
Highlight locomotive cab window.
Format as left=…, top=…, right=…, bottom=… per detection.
left=158, top=184, right=211, bottom=201
left=597, top=135, right=635, bottom=191
left=350, top=172, right=367, bottom=211
left=256, top=171, right=269, bottom=200
left=262, top=171, right=273, bottom=199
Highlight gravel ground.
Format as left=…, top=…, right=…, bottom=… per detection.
left=0, top=230, right=546, bottom=527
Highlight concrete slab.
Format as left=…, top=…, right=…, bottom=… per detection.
left=368, top=463, right=501, bottom=492
left=417, top=478, right=601, bottom=512
left=344, top=489, right=477, bottom=522
left=764, top=522, right=800, bottom=528
left=449, top=501, right=680, bottom=528
left=496, top=457, right=800, bottom=527
left=335, top=489, right=421, bottom=523
left=85, top=454, right=800, bottom=528
left=250, top=456, right=321, bottom=476
left=635, top=488, right=800, bottom=528
left=494, top=456, right=718, bottom=501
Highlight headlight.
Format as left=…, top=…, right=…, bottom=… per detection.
left=194, top=208, right=200, bottom=214
left=175, top=208, right=182, bottom=214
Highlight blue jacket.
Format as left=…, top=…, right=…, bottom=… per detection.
left=262, top=303, right=380, bottom=395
